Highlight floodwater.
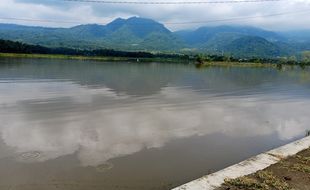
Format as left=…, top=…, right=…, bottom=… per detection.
left=0, top=58, right=310, bottom=190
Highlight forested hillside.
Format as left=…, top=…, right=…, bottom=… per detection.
left=0, top=17, right=309, bottom=58
left=0, top=39, right=180, bottom=58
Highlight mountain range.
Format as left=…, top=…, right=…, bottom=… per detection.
left=0, top=16, right=310, bottom=58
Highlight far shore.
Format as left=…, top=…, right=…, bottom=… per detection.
left=0, top=53, right=309, bottom=69
left=0, top=52, right=190, bottom=63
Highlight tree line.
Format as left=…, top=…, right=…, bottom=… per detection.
left=196, top=53, right=310, bottom=66
left=0, top=39, right=188, bottom=59
left=1, top=39, right=309, bottom=66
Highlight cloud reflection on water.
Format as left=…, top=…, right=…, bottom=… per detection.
left=0, top=81, right=309, bottom=167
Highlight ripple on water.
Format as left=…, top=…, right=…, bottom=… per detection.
left=17, top=151, right=42, bottom=161
left=96, top=162, right=114, bottom=172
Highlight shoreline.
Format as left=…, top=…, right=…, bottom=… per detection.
left=217, top=147, right=310, bottom=190
left=173, top=136, right=310, bottom=190
left=0, top=53, right=309, bottom=69
left=195, top=61, right=279, bottom=68
left=0, top=53, right=191, bottom=63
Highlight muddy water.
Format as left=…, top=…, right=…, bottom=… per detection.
left=0, top=58, right=310, bottom=190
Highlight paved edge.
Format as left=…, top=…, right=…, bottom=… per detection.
left=172, top=136, right=310, bottom=190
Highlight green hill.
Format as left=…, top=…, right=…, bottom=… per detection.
left=0, top=17, right=183, bottom=51
left=174, top=25, right=285, bottom=46
left=0, top=18, right=310, bottom=58
left=223, top=36, right=284, bottom=58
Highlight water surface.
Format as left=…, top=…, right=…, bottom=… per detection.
left=0, top=58, right=310, bottom=190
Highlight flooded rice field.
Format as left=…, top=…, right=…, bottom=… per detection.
left=0, top=58, right=310, bottom=190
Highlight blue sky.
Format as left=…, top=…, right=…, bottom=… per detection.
left=1, top=0, right=310, bottom=31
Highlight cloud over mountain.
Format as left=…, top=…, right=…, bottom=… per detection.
left=2, top=0, right=310, bottom=31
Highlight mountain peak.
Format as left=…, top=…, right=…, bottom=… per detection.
left=109, top=16, right=165, bottom=26
left=126, top=16, right=157, bottom=23
left=106, top=16, right=171, bottom=38
left=106, top=18, right=127, bottom=31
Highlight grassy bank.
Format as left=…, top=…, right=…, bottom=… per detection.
left=1, top=53, right=308, bottom=70
left=217, top=148, right=310, bottom=190
left=0, top=53, right=278, bottom=67
left=0, top=53, right=191, bottom=63
left=0, top=53, right=126, bottom=61
left=195, top=61, right=279, bottom=68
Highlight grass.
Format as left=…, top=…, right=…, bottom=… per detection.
left=0, top=53, right=135, bottom=61
left=196, top=61, right=309, bottom=69
left=1, top=53, right=308, bottom=69
left=223, top=171, right=290, bottom=190
left=296, top=155, right=310, bottom=164
left=219, top=148, right=310, bottom=190
left=224, top=177, right=267, bottom=189
left=195, top=61, right=278, bottom=68
left=290, top=163, right=310, bottom=173
left=256, top=171, right=290, bottom=190
left=281, top=155, right=310, bottom=174
left=0, top=53, right=190, bottom=63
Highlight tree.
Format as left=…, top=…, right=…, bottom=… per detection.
left=287, top=56, right=297, bottom=65
left=223, top=55, right=232, bottom=62
left=302, top=51, right=310, bottom=63
left=196, top=54, right=204, bottom=64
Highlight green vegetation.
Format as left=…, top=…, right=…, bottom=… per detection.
left=218, top=148, right=310, bottom=190
left=223, top=171, right=290, bottom=190
left=224, top=177, right=267, bottom=189
left=281, top=155, right=310, bottom=174
left=290, top=163, right=310, bottom=173
left=302, top=51, right=310, bottom=63
left=0, top=17, right=183, bottom=51
left=1, top=39, right=309, bottom=68
left=0, top=53, right=128, bottom=61
left=0, top=53, right=191, bottom=63
left=0, top=19, right=309, bottom=58
left=0, top=39, right=190, bottom=62
left=194, top=54, right=310, bottom=68
left=223, top=36, right=283, bottom=58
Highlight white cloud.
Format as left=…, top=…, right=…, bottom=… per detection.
left=0, top=0, right=309, bottom=30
